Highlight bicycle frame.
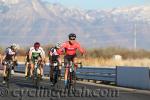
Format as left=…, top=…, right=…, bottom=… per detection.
left=33, top=59, right=41, bottom=88
left=65, top=60, right=76, bottom=91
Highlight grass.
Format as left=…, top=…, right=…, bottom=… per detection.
left=2, top=46, right=150, bottom=67
left=80, top=57, right=150, bottom=67
left=17, top=56, right=150, bottom=67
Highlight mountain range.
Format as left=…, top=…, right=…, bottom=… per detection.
left=0, top=0, right=150, bottom=49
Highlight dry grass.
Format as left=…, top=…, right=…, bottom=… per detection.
left=5, top=46, right=150, bottom=67
left=17, top=56, right=150, bottom=67
left=80, top=57, right=150, bottom=67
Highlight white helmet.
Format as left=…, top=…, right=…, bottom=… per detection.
left=55, top=42, right=61, bottom=49
left=11, top=43, right=19, bottom=50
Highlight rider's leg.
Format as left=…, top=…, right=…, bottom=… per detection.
left=73, top=57, right=78, bottom=71
left=64, top=58, right=69, bottom=86
left=25, top=62, right=29, bottom=76
left=40, top=62, right=44, bottom=77
left=64, top=68, right=68, bottom=86
left=3, top=65, right=6, bottom=81
left=50, top=64, right=54, bottom=82
left=58, top=57, right=62, bottom=76
left=30, top=62, right=34, bottom=77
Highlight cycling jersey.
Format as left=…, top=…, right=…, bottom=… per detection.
left=60, top=41, right=84, bottom=56
left=4, top=47, right=16, bottom=60
left=49, top=47, right=60, bottom=56
left=48, top=47, right=61, bottom=61
left=29, top=47, right=45, bottom=60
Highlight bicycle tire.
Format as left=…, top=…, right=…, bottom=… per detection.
left=53, top=67, right=59, bottom=86
left=33, top=68, right=40, bottom=88
left=71, top=71, right=76, bottom=90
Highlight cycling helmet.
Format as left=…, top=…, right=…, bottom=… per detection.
left=68, top=33, right=76, bottom=40
left=11, top=43, right=18, bottom=50
left=55, top=42, right=61, bottom=49
left=34, top=42, right=40, bottom=48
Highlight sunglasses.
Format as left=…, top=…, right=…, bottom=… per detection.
left=69, top=39, right=75, bottom=40
left=69, top=37, right=76, bottom=40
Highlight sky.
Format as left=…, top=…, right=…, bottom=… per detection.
left=42, top=0, right=149, bottom=10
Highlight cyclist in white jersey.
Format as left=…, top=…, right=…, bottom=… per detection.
left=29, top=42, right=45, bottom=78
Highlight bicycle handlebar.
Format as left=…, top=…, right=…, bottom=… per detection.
left=61, top=62, right=83, bottom=68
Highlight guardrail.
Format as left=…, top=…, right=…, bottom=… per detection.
left=76, top=67, right=116, bottom=82
left=13, top=64, right=116, bottom=83
left=0, top=63, right=116, bottom=83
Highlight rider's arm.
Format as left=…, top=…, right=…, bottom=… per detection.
left=2, top=48, right=8, bottom=60
left=76, top=42, right=85, bottom=55
left=40, top=47, right=46, bottom=62
left=2, top=55, right=6, bottom=60
left=48, top=49, right=52, bottom=60
left=57, top=42, right=66, bottom=55
left=13, top=50, right=17, bottom=61
left=13, top=55, right=17, bottom=61
left=29, top=49, right=32, bottom=62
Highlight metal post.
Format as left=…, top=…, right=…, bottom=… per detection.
left=134, top=23, right=137, bottom=50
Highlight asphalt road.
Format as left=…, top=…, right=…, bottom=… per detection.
left=0, top=72, right=150, bottom=100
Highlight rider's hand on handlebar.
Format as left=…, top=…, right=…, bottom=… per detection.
left=13, top=60, right=18, bottom=66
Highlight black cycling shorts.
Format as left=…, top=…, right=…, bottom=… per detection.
left=64, top=54, right=77, bottom=66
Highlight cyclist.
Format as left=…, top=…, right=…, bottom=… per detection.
left=2, top=43, right=18, bottom=84
left=48, top=42, right=62, bottom=84
left=59, top=33, right=85, bottom=87
left=29, top=42, right=45, bottom=78
left=24, top=49, right=30, bottom=78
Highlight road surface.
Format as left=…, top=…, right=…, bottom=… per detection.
left=0, top=72, right=150, bottom=100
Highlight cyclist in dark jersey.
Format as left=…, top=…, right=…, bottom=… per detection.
left=48, top=43, right=62, bottom=84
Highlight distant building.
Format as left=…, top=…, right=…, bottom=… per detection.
left=112, top=55, right=122, bottom=61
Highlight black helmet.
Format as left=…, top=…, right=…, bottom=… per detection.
left=68, top=33, right=76, bottom=40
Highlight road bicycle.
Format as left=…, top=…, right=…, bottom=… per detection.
left=50, top=60, right=60, bottom=86
left=5, top=60, right=15, bottom=88
left=64, top=60, right=82, bottom=92
left=32, top=59, right=41, bottom=88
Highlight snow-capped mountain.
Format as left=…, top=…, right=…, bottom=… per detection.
left=1, top=0, right=19, bottom=5
left=0, top=0, right=150, bottom=49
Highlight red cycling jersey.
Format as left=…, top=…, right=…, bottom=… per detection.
left=59, top=41, right=84, bottom=55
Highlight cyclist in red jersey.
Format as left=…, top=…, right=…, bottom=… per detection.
left=59, top=33, right=85, bottom=87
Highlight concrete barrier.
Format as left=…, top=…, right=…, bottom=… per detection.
left=116, top=66, right=150, bottom=90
